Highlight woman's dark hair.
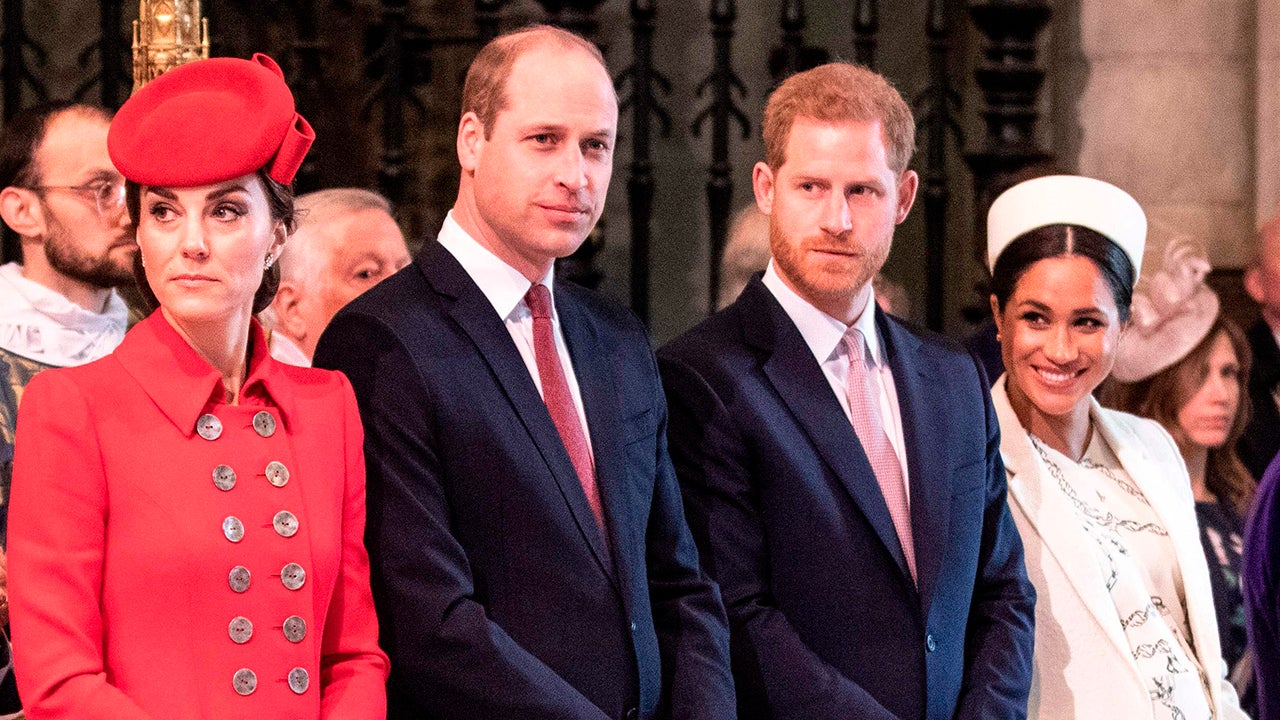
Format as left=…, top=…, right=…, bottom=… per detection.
left=990, top=224, right=1137, bottom=322
left=127, top=167, right=297, bottom=315
left=1102, top=317, right=1256, bottom=516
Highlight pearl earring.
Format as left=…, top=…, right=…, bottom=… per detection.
left=264, top=254, right=274, bottom=270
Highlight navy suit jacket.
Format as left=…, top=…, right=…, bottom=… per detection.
left=1241, top=319, right=1280, bottom=479
left=313, top=241, right=734, bottom=720
left=657, top=278, right=1035, bottom=720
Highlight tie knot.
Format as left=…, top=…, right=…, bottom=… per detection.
left=525, top=283, right=553, bottom=320
left=843, top=328, right=867, bottom=364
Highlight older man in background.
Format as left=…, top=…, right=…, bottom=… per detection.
left=265, top=187, right=410, bottom=365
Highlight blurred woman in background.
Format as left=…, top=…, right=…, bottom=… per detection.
left=1105, top=237, right=1256, bottom=708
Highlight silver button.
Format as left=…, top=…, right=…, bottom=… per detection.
left=252, top=411, right=277, bottom=438
left=287, top=667, right=309, bottom=694
left=228, top=616, right=253, bottom=644
left=232, top=668, right=257, bottom=695
left=212, top=464, right=237, bottom=491
left=196, top=414, right=223, bottom=441
left=228, top=566, right=251, bottom=593
left=282, top=615, right=307, bottom=643
left=280, top=563, right=306, bottom=590
left=273, top=510, right=299, bottom=538
left=222, top=516, right=245, bottom=543
left=265, top=461, right=290, bottom=487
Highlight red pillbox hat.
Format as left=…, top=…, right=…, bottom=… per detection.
left=108, top=53, right=314, bottom=186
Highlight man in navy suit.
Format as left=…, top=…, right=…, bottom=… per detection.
left=658, top=63, right=1035, bottom=720
left=314, top=26, right=734, bottom=720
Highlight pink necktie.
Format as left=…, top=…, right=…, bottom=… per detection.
left=525, top=283, right=606, bottom=534
left=843, top=329, right=916, bottom=582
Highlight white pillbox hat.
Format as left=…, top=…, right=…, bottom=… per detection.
left=986, top=175, right=1147, bottom=281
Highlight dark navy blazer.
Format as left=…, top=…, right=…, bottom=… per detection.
left=314, top=241, right=734, bottom=720
left=658, top=277, right=1035, bottom=720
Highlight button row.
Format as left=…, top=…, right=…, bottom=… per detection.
left=226, top=614, right=307, bottom=644
left=197, top=411, right=278, bottom=442
left=224, top=563, right=307, bottom=592
left=222, top=512, right=299, bottom=542
left=231, top=666, right=308, bottom=696
left=211, top=462, right=293, bottom=492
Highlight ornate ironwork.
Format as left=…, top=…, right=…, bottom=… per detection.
left=475, top=0, right=507, bottom=42
left=853, top=0, right=878, bottom=69
left=615, top=0, right=672, bottom=323
left=778, top=0, right=805, bottom=80
left=73, top=0, right=129, bottom=108
left=913, top=0, right=963, bottom=331
left=692, top=0, right=750, bottom=314
left=535, top=0, right=607, bottom=38
left=283, top=0, right=325, bottom=192
left=964, top=0, right=1053, bottom=268
left=362, top=0, right=432, bottom=208
left=2, top=0, right=50, bottom=120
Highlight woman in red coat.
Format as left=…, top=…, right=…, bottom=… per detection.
left=7, top=54, right=388, bottom=719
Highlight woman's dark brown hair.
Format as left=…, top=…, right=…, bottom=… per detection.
left=126, top=168, right=297, bottom=315
left=991, top=223, right=1137, bottom=322
left=1103, top=316, right=1257, bottom=516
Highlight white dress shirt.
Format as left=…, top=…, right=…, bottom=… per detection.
left=762, top=261, right=910, bottom=497
left=436, top=212, right=593, bottom=452
left=267, top=331, right=311, bottom=367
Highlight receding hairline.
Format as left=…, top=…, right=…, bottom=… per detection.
left=25, top=104, right=113, bottom=185
left=460, top=24, right=611, bottom=134
left=278, top=188, right=398, bottom=283
left=1253, top=214, right=1280, bottom=267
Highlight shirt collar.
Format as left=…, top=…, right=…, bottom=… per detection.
left=0, top=262, right=128, bottom=365
left=114, top=311, right=293, bottom=437
left=267, top=330, right=311, bottom=367
left=762, top=260, right=882, bottom=366
left=436, top=211, right=556, bottom=321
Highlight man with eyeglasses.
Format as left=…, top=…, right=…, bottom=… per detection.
left=0, top=102, right=133, bottom=713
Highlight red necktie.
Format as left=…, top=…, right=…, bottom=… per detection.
left=843, top=328, right=916, bottom=582
left=524, top=283, right=606, bottom=534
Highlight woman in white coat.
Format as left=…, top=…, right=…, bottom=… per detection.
left=986, top=175, right=1246, bottom=719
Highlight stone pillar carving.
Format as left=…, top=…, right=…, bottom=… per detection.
left=1258, top=0, right=1280, bottom=224
left=1055, top=0, right=1257, bottom=270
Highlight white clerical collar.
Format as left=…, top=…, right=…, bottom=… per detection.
left=435, top=211, right=556, bottom=321
left=268, top=330, right=311, bottom=367
left=761, top=260, right=882, bottom=367
left=0, top=262, right=128, bottom=366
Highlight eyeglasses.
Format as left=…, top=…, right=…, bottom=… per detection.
left=28, top=179, right=127, bottom=218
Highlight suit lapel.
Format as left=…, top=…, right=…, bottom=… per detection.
left=742, top=282, right=912, bottom=583
left=878, top=312, right=948, bottom=609
left=418, top=244, right=616, bottom=583
left=556, top=289, right=626, bottom=588
left=1094, top=403, right=1226, bottom=708
left=992, top=379, right=1133, bottom=658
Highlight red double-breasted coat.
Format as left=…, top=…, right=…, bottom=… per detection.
left=8, top=312, right=388, bottom=719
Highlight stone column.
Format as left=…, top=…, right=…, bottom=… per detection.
left=1051, top=0, right=1257, bottom=271
left=1258, top=0, right=1280, bottom=225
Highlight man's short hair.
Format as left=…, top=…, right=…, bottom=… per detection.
left=460, top=24, right=607, bottom=138
left=277, top=188, right=394, bottom=284
left=762, top=63, right=915, bottom=174
left=0, top=101, right=112, bottom=262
